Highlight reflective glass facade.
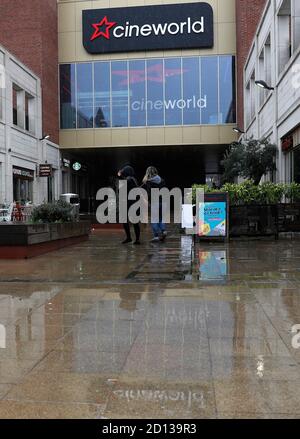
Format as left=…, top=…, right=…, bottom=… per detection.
left=60, top=56, right=236, bottom=129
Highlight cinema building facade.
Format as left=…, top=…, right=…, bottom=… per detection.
left=58, top=0, right=237, bottom=194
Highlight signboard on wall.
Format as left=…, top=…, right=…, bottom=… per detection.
left=83, top=3, right=214, bottom=54
left=198, top=193, right=229, bottom=240
left=39, top=164, right=53, bottom=177
left=62, top=158, right=71, bottom=168
left=72, top=162, right=82, bottom=172
left=13, top=167, right=34, bottom=180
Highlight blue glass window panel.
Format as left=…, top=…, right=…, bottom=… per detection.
left=94, top=62, right=111, bottom=128
left=164, top=58, right=182, bottom=126
left=76, top=63, right=93, bottom=128
left=182, top=57, right=201, bottom=125
left=60, top=64, right=76, bottom=129
left=146, top=59, right=164, bottom=126
left=219, top=56, right=236, bottom=124
left=201, top=57, right=218, bottom=125
left=111, top=61, right=129, bottom=127
left=129, top=60, right=146, bottom=127
left=59, top=57, right=236, bottom=130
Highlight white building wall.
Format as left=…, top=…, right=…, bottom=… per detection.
left=10, top=130, right=38, bottom=158
left=247, top=119, right=259, bottom=140
left=244, top=0, right=300, bottom=183
left=0, top=44, right=61, bottom=205
left=0, top=124, right=4, bottom=149
left=258, top=95, right=274, bottom=138
left=277, top=50, right=300, bottom=121
left=257, top=11, right=273, bottom=49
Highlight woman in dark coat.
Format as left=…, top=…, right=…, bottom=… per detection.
left=117, top=165, right=141, bottom=245
left=142, top=166, right=167, bottom=242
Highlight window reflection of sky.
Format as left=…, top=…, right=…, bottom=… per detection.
left=94, top=61, right=110, bottom=127
left=112, top=61, right=128, bottom=127
left=130, top=60, right=146, bottom=126
left=77, top=63, right=93, bottom=128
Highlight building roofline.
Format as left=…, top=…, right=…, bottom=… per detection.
left=244, top=0, right=272, bottom=71
left=0, top=43, right=40, bottom=82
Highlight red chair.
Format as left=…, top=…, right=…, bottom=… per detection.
left=12, top=203, right=24, bottom=222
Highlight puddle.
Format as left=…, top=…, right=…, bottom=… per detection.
left=187, top=250, right=228, bottom=284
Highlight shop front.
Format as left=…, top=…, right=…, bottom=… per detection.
left=12, top=166, right=34, bottom=204
left=282, top=127, right=300, bottom=183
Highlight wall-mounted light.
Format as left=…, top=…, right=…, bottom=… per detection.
left=255, top=80, right=274, bottom=91
left=233, top=128, right=245, bottom=134
left=39, top=134, right=50, bottom=141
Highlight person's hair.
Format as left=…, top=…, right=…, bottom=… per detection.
left=143, top=166, right=158, bottom=183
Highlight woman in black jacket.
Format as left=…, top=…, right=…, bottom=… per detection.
left=117, top=165, right=141, bottom=245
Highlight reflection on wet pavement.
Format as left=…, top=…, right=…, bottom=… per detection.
left=1, top=230, right=300, bottom=418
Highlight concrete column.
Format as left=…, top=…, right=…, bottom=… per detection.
left=37, top=140, right=48, bottom=204
left=264, top=43, right=272, bottom=89
left=55, top=165, right=63, bottom=200
left=4, top=108, right=13, bottom=202
left=277, top=15, right=291, bottom=74
left=27, top=95, right=36, bottom=134
left=0, top=158, right=4, bottom=203
left=16, top=89, right=25, bottom=129
left=5, top=152, right=13, bottom=203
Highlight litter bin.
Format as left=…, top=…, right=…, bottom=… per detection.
left=60, top=193, right=80, bottom=220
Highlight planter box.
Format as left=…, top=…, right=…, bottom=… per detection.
left=0, top=221, right=90, bottom=259
left=277, top=203, right=300, bottom=233
left=229, top=205, right=278, bottom=237
left=229, top=204, right=300, bottom=237
left=188, top=201, right=300, bottom=238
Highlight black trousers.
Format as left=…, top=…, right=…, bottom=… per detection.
left=123, top=222, right=140, bottom=241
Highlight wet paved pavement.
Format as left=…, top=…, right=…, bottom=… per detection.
left=1, top=228, right=300, bottom=418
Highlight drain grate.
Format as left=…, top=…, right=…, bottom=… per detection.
left=125, top=270, right=188, bottom=282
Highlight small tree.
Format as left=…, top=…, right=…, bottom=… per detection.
left=221, top=138, right=277, bottom=185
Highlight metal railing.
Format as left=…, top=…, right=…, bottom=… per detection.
left=0, top=203, right=34, bottom=223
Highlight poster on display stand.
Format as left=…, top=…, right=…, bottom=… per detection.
left=198, top=192, right=229, bottom=241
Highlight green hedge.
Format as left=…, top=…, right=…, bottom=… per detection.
left=192, top=181, right=300, bottom=205
left=31, top=201, right=73, bottom=223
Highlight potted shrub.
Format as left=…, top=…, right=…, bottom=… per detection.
left=31, top=200, right=74, bottom=224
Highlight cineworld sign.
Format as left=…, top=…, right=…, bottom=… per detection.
left=83, top=2, right=214, bottom=54
left=131, top=95, right=207, bottom=112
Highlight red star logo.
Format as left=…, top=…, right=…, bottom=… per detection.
left=91, top=16, right=117, bottom=41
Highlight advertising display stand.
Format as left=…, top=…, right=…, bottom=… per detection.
left=182, top=194, right=229, bottom=282
left=197, top=192, right=229, bottom=242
